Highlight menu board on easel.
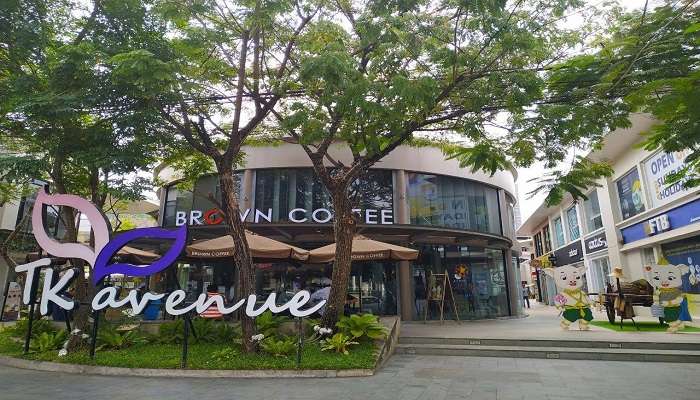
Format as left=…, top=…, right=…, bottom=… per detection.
left=424, top=273, right=460, bottom=323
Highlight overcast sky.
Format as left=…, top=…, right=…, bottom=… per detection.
left=515, top=0, right=658, bottom=224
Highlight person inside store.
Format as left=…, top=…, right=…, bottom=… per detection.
left=310, top=284, right=331, bottom=316
left=414, top=274, right=427, bottom=318
left=521, top=281, right=531, bottom=309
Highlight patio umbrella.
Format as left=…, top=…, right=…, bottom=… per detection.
left=117, top=246, right=160, bottom=262
left=186, top=231, right=309, bottom=261
left=307, top=235, right=418, bottom=263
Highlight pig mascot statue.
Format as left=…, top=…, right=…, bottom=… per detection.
left=545, top=265, right=593, bottom=330
left=644, top=260, right=690, bottom=333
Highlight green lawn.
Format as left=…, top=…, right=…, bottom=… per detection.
left=591, top=320, right=700, bottom=333
left=0, top=330, right=378, bottom=370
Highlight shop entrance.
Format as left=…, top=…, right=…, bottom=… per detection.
left=412, top=245, right=509, bottom=320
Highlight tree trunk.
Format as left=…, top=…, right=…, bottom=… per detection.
left=61, top=205, right=93, bottom=351
left=320, top=189, right=357, bottom=329
left=218, top=166, right=257, bottom=353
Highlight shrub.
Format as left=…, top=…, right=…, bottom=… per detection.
left=158, top=319, right=233, bottom=344
left=9, top=318, right=57, bottom=339
left=214, top=322, right=239, bottom=343
left=97, top=327, right=146, bottom=350
left=31, top=331, right=68, bottom=353
left=336, top=314, right=387, bottom=341
left=320, top=333, right=358, bottom=355
left=157, top=320, right=184, bottom=343
left=260, top=336, right=297, bottom=357
left=255, top=310, right=289, bottom=338
left=208, top=347, right=240, bottom=365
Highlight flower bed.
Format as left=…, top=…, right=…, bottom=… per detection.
left=0, top=313, right=390, bottom=371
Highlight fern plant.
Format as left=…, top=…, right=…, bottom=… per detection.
left=9, top=318, right=57, bottom=339
left=320, top=333, right=358, bottom=355
left=31, top=331, right=68, bottom=352
left=260, top=336, right=297, bottom=357
left=336, top=314, right=387, bottom=341
left=97, top=328, right=146, bottom=350
left=255, top=310, right=289, bottom=338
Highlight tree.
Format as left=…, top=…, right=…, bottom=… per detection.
left=536, top=1, right=700, bottom=193
left=0, top=0, right=165, bottom=349
left=111, top=0, right=319, bottom=352
left=268, top=0, right=615, bottom=327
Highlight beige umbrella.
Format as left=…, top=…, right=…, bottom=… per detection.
left=117, top=246, right=160, bottom=262
left=308, top=235, right=418, bottom=263
left=186, top=231, right=309, bottom=261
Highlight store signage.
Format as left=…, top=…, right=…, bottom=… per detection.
left=643, top=150, right=691, bottom=208
left=175, top=207, right=393, bottom=226
left=14, top=190, right=324, bottom=318
left=584, top=231, right=608, bottom=254
left=644, top=214, right=671, bottom=236
left=621, top=198, right=700, bottom=244
left=553, top=240, right=584, bottom=266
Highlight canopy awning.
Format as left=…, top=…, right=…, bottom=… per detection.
left=308, top=234, right=418, bottom=263
left=186, top=231, right=309, bottom=261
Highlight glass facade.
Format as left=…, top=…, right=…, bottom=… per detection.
left=412, top=245, right=509, bottom=320
left=156, top=259, right=397, bottom=316
left=163, top=173, right=242, bottom=227
left=406, top=173, right=501, bottom=234
left=157, top=167, right=517, bottom=321
left=253, top=168, right=393, bottom=223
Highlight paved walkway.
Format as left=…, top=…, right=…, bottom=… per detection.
left=1, top=354, right=699, bottom=400
left=402, top=302, right=700, bottom=343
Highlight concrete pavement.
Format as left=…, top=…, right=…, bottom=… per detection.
left=402, top=302, right=700, bottom=343
left=1, top=354, right=699, bottom=400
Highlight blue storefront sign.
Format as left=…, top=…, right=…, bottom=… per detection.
left=621, top=198, right=700, bottom=244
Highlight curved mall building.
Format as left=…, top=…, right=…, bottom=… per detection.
left=155, top=142, right=522, bottom=321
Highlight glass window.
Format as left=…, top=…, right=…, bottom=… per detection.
left=533, top=232, right=543, bottom=257
left=162, top=174, right=241, bottom=227
left=616, top=167, right=646, bottom=220
left=412, top=245, right=509, bottom=320
left=643, top=247, right=656, bottom=266
left=566, top=206, right=580, bottom=241
left=589, top=257, right=611, bottom=294
left=583, top=191, right=603, bottom=233
left=254, top=168, right=393, bottom=223
left=542, top=225, right=552, bottom=253
left=406, top=173, right=501, bottom=234
left=553, top=216, right=565, bottom=248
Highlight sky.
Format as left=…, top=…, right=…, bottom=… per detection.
left=134, top=0, right=658, bottom=221
left=514, top=0, right=660, bottom=225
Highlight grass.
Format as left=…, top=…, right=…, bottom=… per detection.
left=0, top=329, right=378, bottom=370
left=591, top=320, right=700, bottom=332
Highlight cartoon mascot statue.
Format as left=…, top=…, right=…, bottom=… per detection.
left=545, top=265, right=593, bottom=330
left=644, top=259, right=690, bottom=333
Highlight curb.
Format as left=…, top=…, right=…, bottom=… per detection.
left=0, top=356, right=375, bottom=379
